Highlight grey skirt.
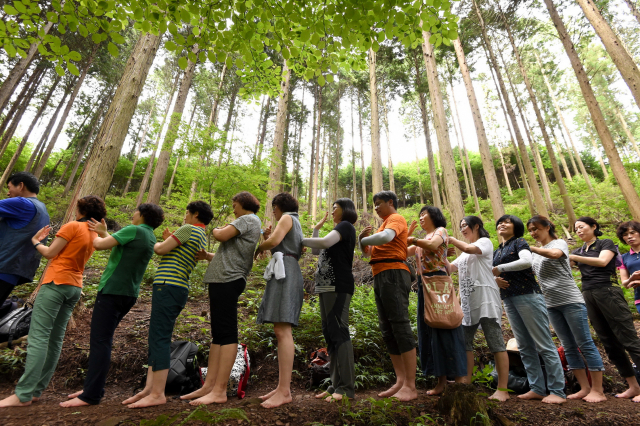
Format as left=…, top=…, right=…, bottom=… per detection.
left=256, top=257, right=304, bottom=326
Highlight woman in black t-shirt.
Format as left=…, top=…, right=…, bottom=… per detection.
left=570, top=216, right=640, bottom=400
left=302, top=198, right=357, bottom=402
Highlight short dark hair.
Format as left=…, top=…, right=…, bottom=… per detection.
left=575, top=216, right=602, bottom=237
left=462, top=215, right=489, bottom=239
left=187, top=200, right=213, bottom=225
left=419, top=205, right=447, bottom=228
left=137, top=203, right=165, bottom=229
left=7, top=172, right=40, bottom=194
left=527, top=215, right=557, bottom=239
left=496, top=214, right=525, bottom=238
left=77, top=195, right=107, bottom=221
left=372, top=191, right=398, bottom=209
left=616, top=220, right=640, bottom=244
left=232, top=191, right=260, bottom=214
left=334, top=198, right=358, bottom=224
left=271, top=192, right=298, bottom=213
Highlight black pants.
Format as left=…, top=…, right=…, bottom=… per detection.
left=0, top=279, right=15, bottom=305
left=583, top=286, right=640, bottom=378
left=208, top=278, right=246, bottom=346
left=78, top=291, right=137, bottom=404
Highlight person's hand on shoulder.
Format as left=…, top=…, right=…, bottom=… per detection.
left=495, top=277, right=510, bottom=289
left=162, top=228, right=172, bottom=241
left=408, top=220, right=418, bottom=237
left=314, top=212, right=329, bottom=230
left=32, top=225, right=51, bottom=244
left=88, top=218, right=109, bottom=238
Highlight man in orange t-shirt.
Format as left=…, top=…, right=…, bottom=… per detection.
left=359, top=190, right=417, bottom=402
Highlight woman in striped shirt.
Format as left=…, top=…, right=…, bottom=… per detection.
left=527, top=216, right=606, bottom=403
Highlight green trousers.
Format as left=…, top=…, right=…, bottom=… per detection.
left=15, top=283, right=81, bottom=402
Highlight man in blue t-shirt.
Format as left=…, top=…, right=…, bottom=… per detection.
left=0, top=172, right=50, bottom=304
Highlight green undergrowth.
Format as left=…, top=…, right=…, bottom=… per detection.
left=131, top=406, right=248, bottom=426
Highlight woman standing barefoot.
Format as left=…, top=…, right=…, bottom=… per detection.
left=528, top=216, right=606, bottom=403
left=254, top=193, right=304, bottom=409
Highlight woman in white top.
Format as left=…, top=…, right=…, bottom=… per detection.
left=448, top=216, right=509, bottom=402
left=527, top=215, right=606, bottom=403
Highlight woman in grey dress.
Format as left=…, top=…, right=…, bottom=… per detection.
left=254, top=193, right=303, bottom=408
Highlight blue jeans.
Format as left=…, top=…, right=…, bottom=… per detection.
left=547, top=303, right=604, bottom=372
left=636, top=303, right=640, bottom=316
left=503, top=293, right=566, bottom=398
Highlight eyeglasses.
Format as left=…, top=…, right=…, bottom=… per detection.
left=460, top=223, right=468, bottom=231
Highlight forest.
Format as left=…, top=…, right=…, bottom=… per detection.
left=1, top=0, right=640, bottom=425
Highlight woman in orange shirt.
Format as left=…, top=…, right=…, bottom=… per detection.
left=0, top=196, right=106, bottom=408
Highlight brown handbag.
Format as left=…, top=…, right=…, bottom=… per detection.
left=415, top=248, right=463, bottom=329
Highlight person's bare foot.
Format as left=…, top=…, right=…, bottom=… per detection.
left=0, top=395, right=31, bottom=407
left=261, top=390, right=292, bottom=409
left=31, top=397, right=39, bottom=402
left=258, top=388, right=277, bottom=401
left=633, top=395, right=640, bottom=403
left=378, top=382, right=403, bottom=398
left=517, top=391, right=545, bottom=400
left=122, top=389, right=149, bottom=405
left=67, top=391, right=82, bottom=399
left=190, top=390, right=227, bottom=406
left=180, top=386, right=213, bottom=400
left=616, top=386, right=640, bottom=399
left=316, top=391, right=330, bottom=399
left=392, top=386, right=418, bottom=401
left=325, top=393, right=346, bottom=402
left=488, top=390, right=510, bottom=402
left=583, top=391, right=607, bottom=403
left=567, top=388, right=590, bottom=400
left=127, top=393, right=166, bottom=409
left=60, top=397, right=89, bottom=408
left=427, top=382, right=445, bottom=396
left=542, top=394, right=566, bottom=404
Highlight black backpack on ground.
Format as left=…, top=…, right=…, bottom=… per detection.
left=0, top=297, right=21, bottom=319
left=0, top=304, right=32, bottom=348
left=165, top=340, right=203, bottom=395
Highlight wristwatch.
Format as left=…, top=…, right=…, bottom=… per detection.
left=34, top=242, right=43, bottom=248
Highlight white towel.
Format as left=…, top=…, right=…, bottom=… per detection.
left=263, top=252, right=286, bottom=280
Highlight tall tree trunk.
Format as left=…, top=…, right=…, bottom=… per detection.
left=165, top=156, right=180, bottom=199
left=448, top=81, right=481, bottom=215
left=0, top=75, right=58, bottom=187
left=256, top=96, right=271, bottom=164
left=25, top=88, right=69, bottom=172
left=63, top=101, right=105, bottom=197
left=0, top=21, right=54, bottom=115
left=453, top=38, right=504, bottom=219
left=368, top=49, right=384, bottom=195
left=535, top=53, right=593, bottom=189
left=123, top=108, right=153, bottom=196
left=550, top=124, right=573, bottom=181
left=357, top=92, right=367, bottom=214
left=558, top=125, right=579, bottom=177
left=623, top=0, right=640, bottom=25
left=137, top=71, right=182, bottom=205
left=208, top=63, right=227, bottom=128
left=307, top=89, right=317, bottom=209
left=33, top=45, right=98, bottom=178
left=589, top=134, right=609, bottom=177
left=0, top=65, right=43, bottom=142
left=63, top=33, right=162, bottom=224
left=421, top=30, right=465, bottom=238
left=474, top=1, right=548, bottom=217
left=253, top=96, right=266, bottom=162
left=380, top=84, right=395, bottom=192
left=58, top=100, right=100, bottom=184
left=449, top=94, right=471, bottom=199
left=311, top=85, right=323, bottom=219
left=218, top=85, right=238, bottom=166
left=543, top=0, right=640, bottom=220
left=263, top=64, right=292, bottom=228
left=0, top=69, right=44, bottom=158
left=412, top=119, right=425, bottom=204
left=413, top=49, right=441, bottom=208
left=351, top=92, right=357, bottom=209
left=318, top=132, right=327, bottom=211
left=497, top=145, right=513, bottom=196
left=576, top=0, right=640, bottom=109
left=616, top=108, right=640, bottom=159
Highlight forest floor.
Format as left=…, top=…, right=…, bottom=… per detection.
left=2, top=266, right=640, bottom=425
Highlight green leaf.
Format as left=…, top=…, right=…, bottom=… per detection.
left=37, top=43, right=48, bottom=56
left=55, top=64, right=65, bottom=76
left=107, top=42, right=119, bottom=57
left=429, top=33, right=437, bottom=44
left=5, top=43, right=16, bottom=57
left=46, top=11, right=58, bottom=23
left=325, top=74, right=334, bottom=83
left=178, top=56, right=188, bottom=69
left=134, top=7, right=144, bottom=20
left=68, top=62, right=79, bottom=76
left=3, top=5, right=19, bottom=16
left=141, top=20, right=151, bottom=32
left=442, top=37, right=450, bottom=46
left=110, top=32, right=125, bottom=44
left=16, top=48, right=26, bottom=58
left=165, top=40, right=177, bottom=51
left=235, top=58, right=243, bottom=69
left=13, top=1, right=27, bottom=14
left=180, top=9, right=190, bottom=23
left=67, top=51, right=81, bottom=61
left=193, top=27, right=200, bottom=36
left=318, top=75, right=325, bottom=86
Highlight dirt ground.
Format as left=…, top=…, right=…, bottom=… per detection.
left=3, top=279, right=640, bottom=425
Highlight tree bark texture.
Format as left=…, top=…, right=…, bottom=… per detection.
left=616, top=108, right=640, bottom=159
left=311, top=85, right=323, bottom=219
left=589, top=135, right=609, bottom=178
left=64, top=32, right=161, bottom=223
left=497, top=145, right=513, bottom=196
left=208, top=63, right=227, bottom=128
left=351, top=92, right=357, bottom=209
left=544, top=0, right=640, bottom=220
left=123, top=108, right=153, bottom=196
left=576, top=0, right=640, bottom=110
left=0, top=65, right=44, bottom=143
left=256, top=96, right=271, bottom=164
left=368, top=49, right=383, bottom=195
left=623, top=0, right=640, bottom=25
left=380, top=84, right=395, bottom=192
left=357, top=92, right=367, bottom=214
left=165, top=156, right=180, bottom=199
left=263, top=64, right=292, bottom=228
left=453, top=38, right=504, bottom=219
left=307, top=90, right=316, bottom=210
left=421, top=30, right=464, bottom=238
